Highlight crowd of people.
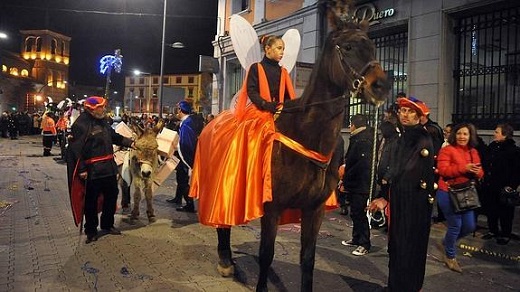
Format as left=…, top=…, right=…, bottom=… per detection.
left=335, top=95, right=520, bottom=291
left=0, top=111, right=44, bottom=139
left=2, top=32, right=517, bottom=291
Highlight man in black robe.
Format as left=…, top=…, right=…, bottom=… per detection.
left=369, top=96, right=435, bottom=292
left=67, top=97, right=134, bottom=244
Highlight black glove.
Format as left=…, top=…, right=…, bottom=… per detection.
left=262, top=101, right=278, bottom=113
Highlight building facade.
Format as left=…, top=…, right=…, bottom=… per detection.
left=20, top=30, right=70, bottom=104
left=123, top=72, right=212, bottom=115
left=0, top=29, right=70, bottom=113
left=213, top=0, right=520, bottom=140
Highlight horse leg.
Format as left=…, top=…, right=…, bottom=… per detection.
left=216, top=227, right=234, bottom=277
left=299, top=207, right=325, bottom=292
left=144, top=185, right=156, bottom=223
left=256, top=211, right=279, bottom=292
left=130, top=187, right=142, bottom=221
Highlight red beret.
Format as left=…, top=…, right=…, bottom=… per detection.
left=397, top=96, right=429, bottom=116
left=84, top=96, right=107, bottom=110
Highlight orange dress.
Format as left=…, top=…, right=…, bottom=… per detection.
left=190, top=64, right=337, bottom=227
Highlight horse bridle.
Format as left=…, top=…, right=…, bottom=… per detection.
left=334, top=44, right=380, bottom=98
left=277, top=45, right=380, bottom=114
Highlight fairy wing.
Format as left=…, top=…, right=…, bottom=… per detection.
left=230, top=14, right=261, bottom=70
left=280, top=29, right=301, bottom=73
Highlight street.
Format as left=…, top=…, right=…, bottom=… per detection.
left=0, top=135, right=518, bottom=291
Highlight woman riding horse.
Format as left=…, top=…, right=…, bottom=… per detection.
left=190, top=0, right=390, bottom=291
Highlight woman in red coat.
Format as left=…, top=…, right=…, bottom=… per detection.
left=436, top=123, right=484, bottom=273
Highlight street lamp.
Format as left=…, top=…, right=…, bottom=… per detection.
left=0, top=31, right=8, bottom=66
left=134, top=70, right=152, bottom=113
left=158, top=0, right=186, bottom=117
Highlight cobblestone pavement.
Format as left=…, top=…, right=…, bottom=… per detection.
left=0, top=136, right=518, bottom=291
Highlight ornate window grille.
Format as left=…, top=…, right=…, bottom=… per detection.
left=453, top=5, right=520, bottom=129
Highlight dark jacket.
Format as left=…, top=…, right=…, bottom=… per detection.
left=423, top=118, right=444, bottom=157
left=377, top=121, right=399, bottom=185
left=342, top=127, right=374, bottom=194
left=387, top=124, right=435, bottom=291
left=482, top=139, right=520, bottom=192
left=69, top=112, right=133, bottom=180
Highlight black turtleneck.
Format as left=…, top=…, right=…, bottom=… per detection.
left=246, top=56, right=289, bottom=108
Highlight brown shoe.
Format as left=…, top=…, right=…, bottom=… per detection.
left=444, top=257, right=462, bottom=273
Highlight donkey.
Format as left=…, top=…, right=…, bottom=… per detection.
left=124, top=120, right=164, bottom=223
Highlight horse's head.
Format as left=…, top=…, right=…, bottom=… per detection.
left=129, top=120, right=164, bottom=179
left=321, top=0, right=390, bottom=105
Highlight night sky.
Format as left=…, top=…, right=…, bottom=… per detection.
left=0, top=0, right=218, bottom=93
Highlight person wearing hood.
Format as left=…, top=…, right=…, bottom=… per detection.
left=340, top=114, right=374, bottom=256
left=481, top=123, right=520, bottom=245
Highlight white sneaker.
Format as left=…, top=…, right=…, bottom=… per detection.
left=352, top=246, right=369, bottom=256
left=341, top=240, right=358, bottom=246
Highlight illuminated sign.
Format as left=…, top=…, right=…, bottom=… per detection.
left=353, top=3, right=395, bottom=25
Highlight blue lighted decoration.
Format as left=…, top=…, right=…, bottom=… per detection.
left=99, top=49, right=123, bottom=99
left=99, top=49, right=123, bottom=75
left=471, top=25, right=478, bottom=56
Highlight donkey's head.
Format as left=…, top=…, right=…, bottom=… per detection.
left=129, top=120, right=164, bottom=179
left=320, top=0, right=390, bottom=105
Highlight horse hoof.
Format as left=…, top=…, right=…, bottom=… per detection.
left=148, top=216, right=157, bottom=223
left=217, top=263, right=235, bottom=277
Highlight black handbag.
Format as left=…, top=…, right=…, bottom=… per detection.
left=448, top=180, right=481, bottom=213
left=500, top=187, right=520, bottom=207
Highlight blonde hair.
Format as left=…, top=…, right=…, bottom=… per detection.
left=260, top=35, right=282, bottom=51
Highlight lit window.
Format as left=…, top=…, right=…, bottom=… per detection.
left=21, top=69, right=29, bottom=77
left=9, top=68, right=19, bottom=76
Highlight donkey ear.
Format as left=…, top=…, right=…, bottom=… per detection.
left=153, top=119, right=165, bottom=134
left=129, top=119, right=143, bottom=136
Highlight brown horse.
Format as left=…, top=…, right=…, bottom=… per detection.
left=214, top=1, right=390, bottom=291
left=124, top=120, right=163, bottom=223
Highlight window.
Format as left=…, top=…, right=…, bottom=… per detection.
left=36, top=37, right=42, bottom=52
left=25, top=37, right=35, bottom=52
left=225, top=59, right=243, bottom=109
left=21, top=69, right=29, bottom=77
left=188, top=87, right=194, bottom=96
left=139, top=78, right=145, bottom=85
left=9, top=68, right=19, bottom=76
left=153, top=77, right=159, bottom=84
left=61, top=41, right=65, bottom=56
left=188, top=76, right=194, bottom=83
left=453, top=5, right=520, bottom=129
left=139, top=88, right=144, bottom=97
left=176, top=76, right=182, bottom=83
left=231, top=0, right=249, bottom=14
left=129, top=78, right=135, bottom=85
left=163, top=77, right=168, bottom=84
left=51, top=39, right=57, bottom=55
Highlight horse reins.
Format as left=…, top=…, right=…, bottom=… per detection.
left=273, top=43, right=382, bottom=172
